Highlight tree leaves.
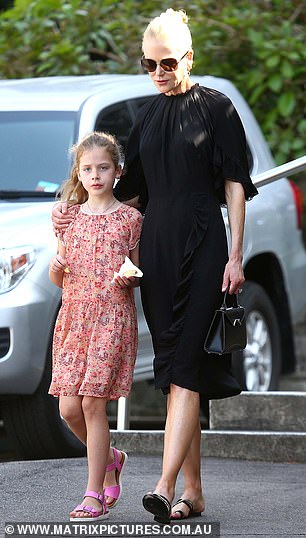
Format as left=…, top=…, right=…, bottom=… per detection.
left=278, top=93, right=295, bottom=117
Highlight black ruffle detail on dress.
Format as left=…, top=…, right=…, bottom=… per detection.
left=154, top=195, right=209, bottom=392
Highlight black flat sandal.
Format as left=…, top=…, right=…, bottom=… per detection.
left=171, top=498, right=202, bottom=520
left=142, top=492, right=171, bottom=524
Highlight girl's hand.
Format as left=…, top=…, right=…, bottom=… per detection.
left=52, top=202, right=73, bottom=236
left=222, top=258, right=245, bottom=294
left=49, top=254, right=69, bottom=273
left=113, top=275, right=139, bottom=288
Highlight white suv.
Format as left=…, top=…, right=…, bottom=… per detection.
left=0, top=74, right=306, bottom=459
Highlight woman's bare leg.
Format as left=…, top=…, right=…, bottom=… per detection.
left=153, top=384, right=200, bottom=503
left=171, top=420, right=205, bottom=517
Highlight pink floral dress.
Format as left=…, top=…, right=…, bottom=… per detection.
left=48, top=203, right=143, bottom=400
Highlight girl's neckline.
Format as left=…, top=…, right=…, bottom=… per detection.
left=162, top=83, right=199, bottom=98
left=80, top=201, right=123, bottom=216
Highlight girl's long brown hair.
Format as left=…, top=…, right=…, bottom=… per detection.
left=57, top=131, right=122, bottom=204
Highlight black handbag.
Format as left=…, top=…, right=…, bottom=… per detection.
left=204, top=287, right=247, bottom=355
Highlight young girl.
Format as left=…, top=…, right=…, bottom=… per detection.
left=48, top=132, right=143, bottom=521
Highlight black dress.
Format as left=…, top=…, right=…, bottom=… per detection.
left=114, top=84, right=258, bottom=399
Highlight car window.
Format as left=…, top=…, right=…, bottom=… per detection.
left=0, top=111, right=76, bottom=194
left=95, top=96, right=157, bottom=149
left=95, top=102, right=133, bottom=150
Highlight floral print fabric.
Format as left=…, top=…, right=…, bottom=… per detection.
left=48, top=203, right=143, bottom=400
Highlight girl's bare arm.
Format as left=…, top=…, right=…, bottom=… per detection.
left=49, top=240, right=67, bottom=288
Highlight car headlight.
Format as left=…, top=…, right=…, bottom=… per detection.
left=0, top=246, right=36, bottom=293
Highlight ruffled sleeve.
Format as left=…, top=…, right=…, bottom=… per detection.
left=128, top=208, right=143, bottom=251
left=211, top=91, right=258, bottom=206
left=113, top=109, right=148, bottom=214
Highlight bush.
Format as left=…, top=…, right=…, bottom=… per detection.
left=0, top=0, right=304, bottom=166
left=188, top=0, right=305, bottom=167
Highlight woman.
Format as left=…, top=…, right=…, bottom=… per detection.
left=53, top=8, right=258, bottom=523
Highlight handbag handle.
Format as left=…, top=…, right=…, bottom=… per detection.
left=221, top=285, right=240, bottom=309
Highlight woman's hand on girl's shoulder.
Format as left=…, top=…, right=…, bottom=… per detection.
left=52, top=201, right=74, bottom=236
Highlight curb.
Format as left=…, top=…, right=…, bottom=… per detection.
left=110, top=430, right=306, bottom=463
left=210, top=391, right=306, bottom=432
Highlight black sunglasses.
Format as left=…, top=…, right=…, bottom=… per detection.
left=140, top=51, right=189, bottom=73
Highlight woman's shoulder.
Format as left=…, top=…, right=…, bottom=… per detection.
left=196, top=85, right=241, bottom=129
left=197, top=85, right=233, bottom=109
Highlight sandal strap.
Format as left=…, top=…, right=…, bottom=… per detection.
left=173, top=510, right=185, bottom=519
left=73, top=504, right=102, bottom=518
left=104, top=485, right=120, bottom=498
left=106, top=447, right=122, bottom=473
left=173, top=498, right=194, bottom=512
left=152, top=492, right=171, bottom=512
left=83, top=490, right=104, bottom=507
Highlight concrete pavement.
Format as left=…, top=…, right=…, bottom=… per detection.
left=1, top=454, right=306, bottom=537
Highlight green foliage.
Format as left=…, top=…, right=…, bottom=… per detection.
left=0, top=0, right=305, bottom=166
left=0, top=0, right=135, bottom=76
left=187, top=0, right=305, bottom=166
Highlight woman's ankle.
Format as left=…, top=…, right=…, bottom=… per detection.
left=184, top=476, right=202, bottom=490
left=154, top=478, right=175, bottom=501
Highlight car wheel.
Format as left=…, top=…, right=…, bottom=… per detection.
left=232, top=281, right=281, bottom=391
left=1, top=338, right=85, bottom=460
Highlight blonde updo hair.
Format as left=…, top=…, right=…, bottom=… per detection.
left=142, top=8, right=192, bottom=53
left=57, top=131, right=122, bottom=205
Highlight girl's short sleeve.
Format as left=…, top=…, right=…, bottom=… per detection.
left=129, top=209, right=143, bottom=251
left=211, top=92, right=258, bottom=206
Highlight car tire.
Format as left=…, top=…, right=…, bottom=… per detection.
left=232, top=281, right=281, bottom=391
left=1, top=338, right=85, bottom=460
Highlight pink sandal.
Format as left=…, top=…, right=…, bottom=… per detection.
left=104, top=447, right=128, bottom=508
left=70, top=490, right=109, bottom=522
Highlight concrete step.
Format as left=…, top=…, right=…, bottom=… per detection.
left=209, top=391, right=306, bottom=432
left=110, top=430, right=306, bottom=463
left=111, top=392, right=306, bottom=463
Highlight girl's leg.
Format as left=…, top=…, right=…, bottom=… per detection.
left=70, top=396, right=109, bottom=516
left=171, top=420, right=205, bottom=517
left=153, top=384, right=200, bottom=504
left=60, top=395, right=121, bottom=505
left=59, top=395, right=86, bottom=443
